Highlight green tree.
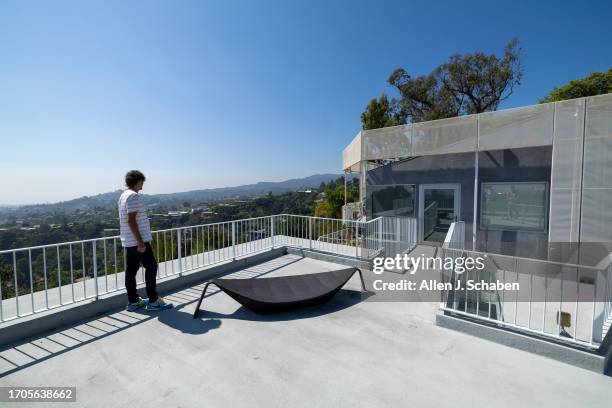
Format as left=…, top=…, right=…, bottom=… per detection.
left=360, top=94, right=400, bottom=130
left=314, top=177, right=359, bottom=218
left=539, top=69, right=612, bottom=103
left=314, top=200, right=335, bottom=218
left=384, top=38, right=523, bottom=124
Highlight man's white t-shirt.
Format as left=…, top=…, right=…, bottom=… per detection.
left=118, top=189, right=152, bottom=247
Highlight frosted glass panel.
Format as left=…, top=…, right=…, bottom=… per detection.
left=479, top=103, right=554, bottom=151
left=363, top=125, right=411, bottom=161
left=412, top=115, right=477, bottom=155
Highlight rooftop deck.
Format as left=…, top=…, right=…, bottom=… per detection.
left=1, top=253, right=610, bottom=407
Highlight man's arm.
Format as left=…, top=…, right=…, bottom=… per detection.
left=127, top=212, right=146, bottom=252
left=126, top=194, right=146, bottom=252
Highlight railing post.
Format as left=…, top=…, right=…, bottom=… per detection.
left=232, top=221, right=236, bottom=259
left=308, top=217, right=312, bottom=250
left=92, top=241, right=99, bottom=299
left=271, top=216, right=275, bottom=249
left=378, top=218, right=383, bottom=252
left=355, top=221, right=359, bottom=258
left=396, top=217, right=401, bottom=243
left=12, top=251, right=19, bottom=317
left=177, top=229, right=183, bottom=276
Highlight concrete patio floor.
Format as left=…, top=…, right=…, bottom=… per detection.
left=0, top=254, right=611, bottom=407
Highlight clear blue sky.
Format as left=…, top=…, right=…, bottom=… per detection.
left=0, top=0, right=610, bottom=204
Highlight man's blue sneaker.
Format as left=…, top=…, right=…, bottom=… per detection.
left=126, top=297, right=149, bottom=311
left=146, top=297, right=173, bottom=311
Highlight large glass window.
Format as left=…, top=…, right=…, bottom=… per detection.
left=368, top=184, right=415, bottom=218
left=480, top=182, right=548, bottom=232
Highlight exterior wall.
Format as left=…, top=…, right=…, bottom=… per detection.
left=580, top=94, right=612, bottom=265
left=366, top=151, right=475, bottom=243
left=548, top=98, right=585, bottom=263
left=476, top=146, right=552, bottom=258
left=365, top=146, right=552, bottom=258
left=547, top=94, right=612, bottom=266
left=353, top=94, right=612, bottom=263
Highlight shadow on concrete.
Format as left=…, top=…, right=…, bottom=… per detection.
left=0, top=254, right=371, bottom=376
left=192, top=289, right=365, bottom=324
left=155, top=304, right=223, bottom=335
left=0, top=254, right=305, bottom=378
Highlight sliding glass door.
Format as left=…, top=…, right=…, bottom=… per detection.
left=418, top=184, right=461, bottom=243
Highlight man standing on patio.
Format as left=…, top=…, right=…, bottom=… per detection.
left=119, top=170, right=173, bottom=312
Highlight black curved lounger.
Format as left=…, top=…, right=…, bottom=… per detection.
left=193, top=267, right=365, bottom=318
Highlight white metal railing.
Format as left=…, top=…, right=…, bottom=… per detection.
left=278, top=214, right=388, bottom=259
left=317, top=227, right=353, bottom=244
left=438, top=221, right=612, bottom=349
left=0, top=214, right=416, bottom=324
left=601, top=262, right=612, bottom=342
left=0, top=216, right=273, bottom=324
left=441, top=221, right=465, bottom=278
left=442, top=220, right=464, bottom=251
left=380, top=216, right=418, bottom=258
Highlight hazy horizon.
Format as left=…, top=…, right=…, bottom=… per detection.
left=0, top=172, right=342, bottom=206
left=1, top=0, right=610, bottom=205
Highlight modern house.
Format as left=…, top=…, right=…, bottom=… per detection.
left=343, top=93, right=612, bottom=264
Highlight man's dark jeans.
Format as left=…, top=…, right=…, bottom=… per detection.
left=125, top=242, right=159, bottom=304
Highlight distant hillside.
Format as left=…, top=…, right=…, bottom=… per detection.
left=2, top=174, right=342, bottom=214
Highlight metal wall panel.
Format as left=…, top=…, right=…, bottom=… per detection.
left=412, top=115, right=477, bottom=156
left=582, top=94, right=612, bottom=189
left=362, top=124, right=412, bottom=161
left=549, top=98, right=585, bottom=250
left=478, top=103, right=554, bottom=151
left=580, top=94, right=612, bottom=256
left=342, top=131, right=362, bottom=172
left=581, top=188, right=612, bottom=242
